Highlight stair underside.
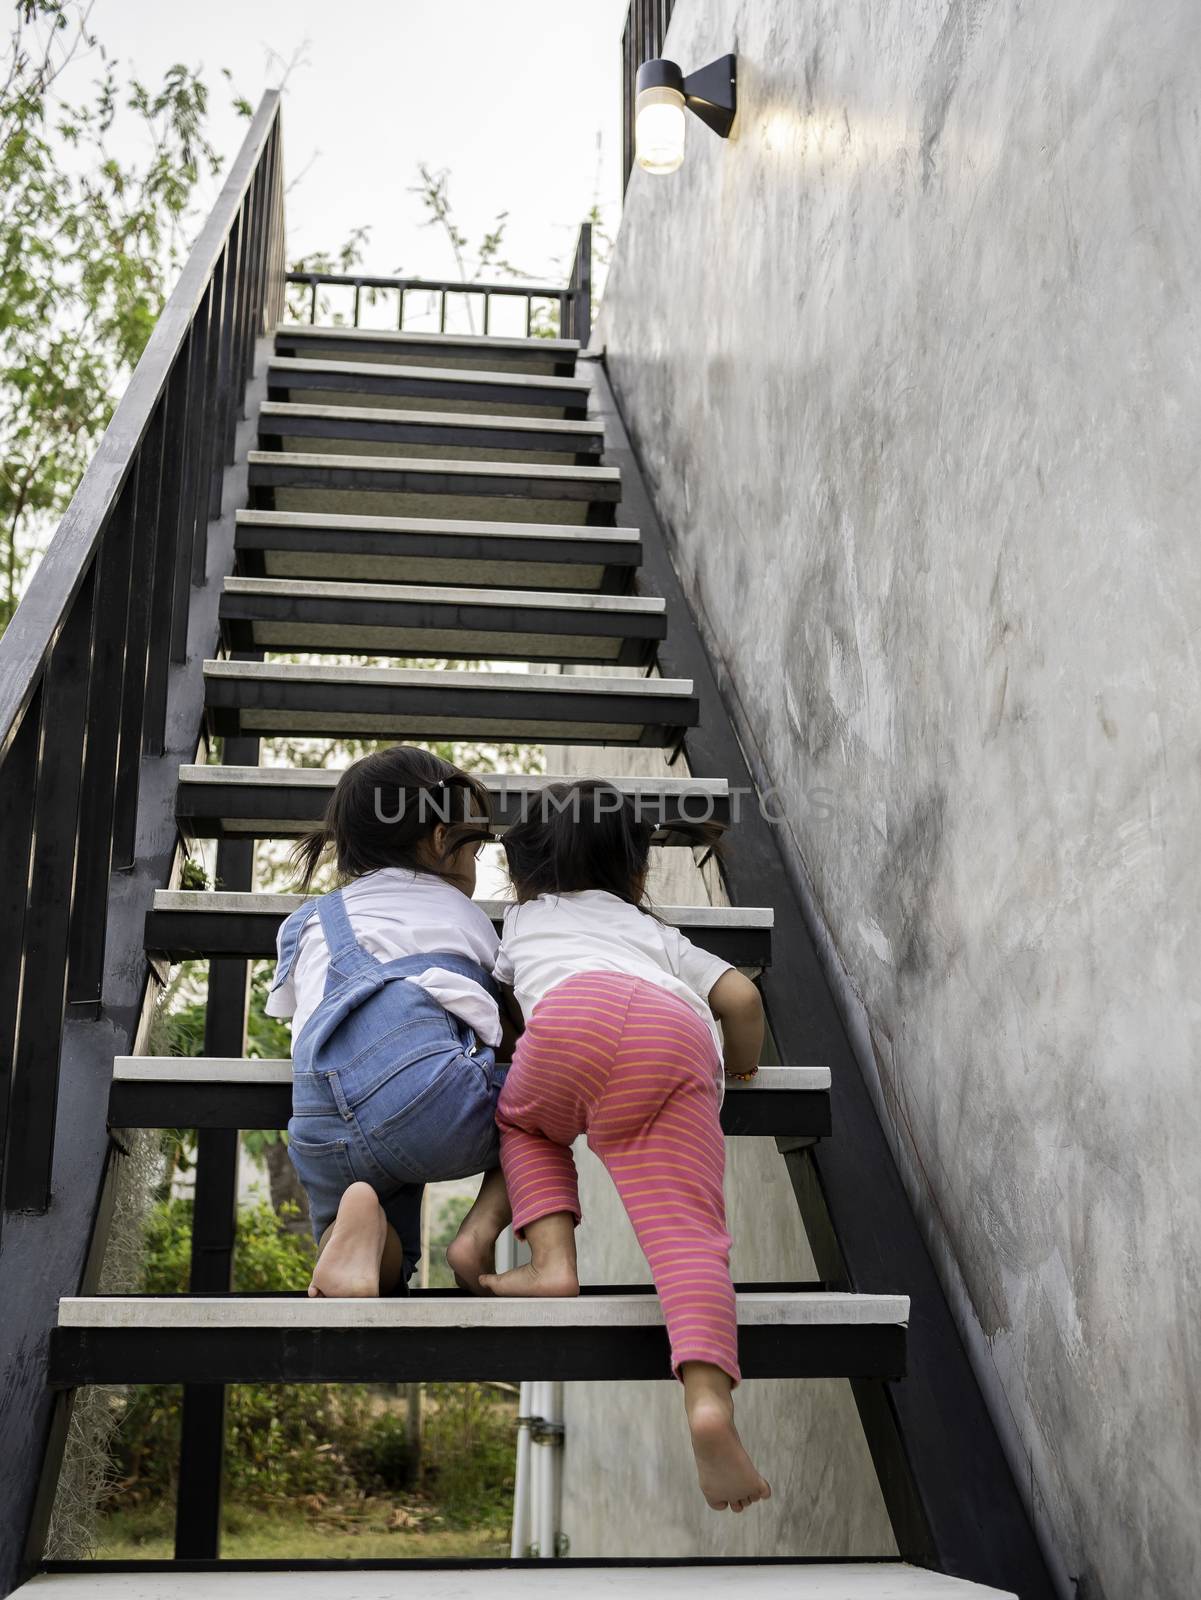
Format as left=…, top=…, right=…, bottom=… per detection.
left=108, top=1061, right=830, bottom=1138
left=144, top=892, right=773, bottom=968
left=202, top=660, right=698, bottom=746
left=50, top=1290, right=907, bottom=1385
left=175, top=766, right=730, bottom=841
left=21, top=1566, right=1018, bottom=1598
left=218, top=576, right=664, bottom=665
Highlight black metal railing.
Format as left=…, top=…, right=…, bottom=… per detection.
left=284, top=221, right=592, bottom=345
left=0, top=92, right=285, bottom=1216
left=621, top=0, right=677, bottom=188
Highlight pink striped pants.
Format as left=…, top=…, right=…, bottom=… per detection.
left=497, top=971, right=739, bottom=1383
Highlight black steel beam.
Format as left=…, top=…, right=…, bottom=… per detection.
left=143, top=905, right=770, bottom=969
left=203, top=672, right=698, bottom=747
left=49, top=1321, right=904, bottom=1387
left=107, top=1078, right=826, bottom=1139
left=175, top=775, right=728, bottom=843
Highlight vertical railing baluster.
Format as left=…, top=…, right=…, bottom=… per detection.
left=525, top=296, right=532, bottom=337
left=216, top=206, right=245, bottom=464
left=353, top=282, right=361, bottom=327
left=230, top=171, right=258, bottom=404
left=66, top=475, right=137, bottom=1014
left=110, top=438, right=157, bottom=865
left=309, top=281, right=317, bottom=324
left=6, top=562, right=97, bottom=1213
left=185, top=285, right=214, bottom=586
left=166, top=337, right=195, bottom=666
left=0, top=686, right=42, bottom=1218
left=398, top=287, right=406, bottom=330
left=484, top=292, right=491, bottom=336
left=143, top=355, right=187, bottom=756
left=204, top=245, right=230, bottom=524
left=440, top=290, right=447, bottom=332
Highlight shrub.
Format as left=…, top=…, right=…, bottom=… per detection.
left=422, top=1385, right=515, bottom=1526
left=347, top=1410, right=417, bottom=1493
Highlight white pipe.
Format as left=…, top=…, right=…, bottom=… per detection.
left=541, top=1380, right=564, bottom=1559
left=511, top=1379, right=533, bottom=1558
left=531, top=1380, right=549, bottom=1557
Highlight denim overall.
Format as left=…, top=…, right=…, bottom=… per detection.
left=274, top=887, right=507, bottom=1284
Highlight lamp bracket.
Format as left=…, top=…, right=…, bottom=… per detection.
left=683, top=53, right=737, bottom=138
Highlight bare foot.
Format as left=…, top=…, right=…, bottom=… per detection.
left=446, top=1222, right=498, bottom=1295
left=309, top=1182, right=387, bottom=1298
left=446, top=1169, right=511, bottom=1295
left=686, top=1391, right=772, bottom=1512
left=477, top=1258, right=579, bottom=1297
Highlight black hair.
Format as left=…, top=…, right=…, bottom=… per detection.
left=289, top=745, right=493, bottom=892
left=500, top=779, right=723, bottom=907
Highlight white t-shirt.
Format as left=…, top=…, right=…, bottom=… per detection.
left=492, top=889, right=731, bottom=1061
left=265, top=868, right=501, bottom=1046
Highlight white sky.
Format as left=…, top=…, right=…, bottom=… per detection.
left=91, top=0, right=630, bottom=285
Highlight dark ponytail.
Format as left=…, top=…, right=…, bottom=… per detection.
left=500, top=779, right=723, bottom=907
left=290, top=746, right=493, bottom=892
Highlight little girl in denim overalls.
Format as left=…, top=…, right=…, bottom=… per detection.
left=265, top=745, right=514, bottom=1297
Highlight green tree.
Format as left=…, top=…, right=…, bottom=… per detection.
left=0, top=1, right=246, bottom=629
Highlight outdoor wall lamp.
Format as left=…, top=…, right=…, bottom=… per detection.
left=634, top=54, right=737, bottom=175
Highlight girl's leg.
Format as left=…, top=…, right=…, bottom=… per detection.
left=476, top=996, right=596, bottom=1295
left=589, top=990, right=769, bottom=1510
left=446, top=1167, right=513, bottom=1294
left=681, top=1362, right=772, bottom=1514
left=310, top=1182, right=405, bottom=1297
left=478, top=1208, right=578, bottom=1296
left=477, top=1125, right=580, bottom=1295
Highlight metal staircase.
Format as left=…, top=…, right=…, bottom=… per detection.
left=0, top=93, right=1055, bottom=1598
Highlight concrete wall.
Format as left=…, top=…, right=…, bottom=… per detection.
left=556, top=743, right=895, bottom=1559
left=595, top=4, right=1201, bottom=1597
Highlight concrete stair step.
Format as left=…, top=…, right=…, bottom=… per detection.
left=267, top=356, right=591, bottom=418
left=202, top=660, right=698, bottom=747
left=273, top=323, right=580, bottom=377
left=247, top=452, right=621, bottom=526
left=50, top=1288, right=908, bottom=1385
left=176, top=765, right=731, bottom=841
left=233, top=509, right=641, bottom=592
left=109, top=1060, right=830, bottom=1139
left=20, top=1565, right=1017, bottom=1598
left=258, top=400, right=605, bottom=459
left=144, top=892, right=773, bottom=970
left=218, top=576, right=664, bottom=665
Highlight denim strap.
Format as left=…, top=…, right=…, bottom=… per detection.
left=315, top=886, right=377, bottom=975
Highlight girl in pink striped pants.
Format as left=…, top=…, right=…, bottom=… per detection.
left=479, top=781, right=771, bottom=1514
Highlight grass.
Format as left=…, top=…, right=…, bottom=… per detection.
left=97, top=1500, right=510, bottom=1560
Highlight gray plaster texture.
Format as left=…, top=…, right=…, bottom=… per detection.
left=555, top=742, right=895, bottom=1558
left=595, top=2, right=1201, bottom=1596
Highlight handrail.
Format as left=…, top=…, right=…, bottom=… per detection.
left=0, top=92, right=282, bottom=757
left=0, top=90, right=286, bottom=1215
left=283, top=219, right=593, bottom=345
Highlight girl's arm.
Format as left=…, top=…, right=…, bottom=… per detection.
left=709, top=969, right=765, bottom=1079
left=496, top=982, right=524, bottom=1060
